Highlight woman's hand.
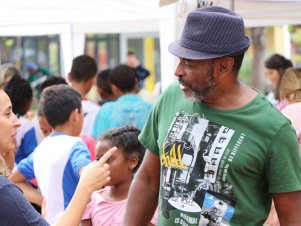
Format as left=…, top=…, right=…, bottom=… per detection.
left=78, top=147, right=116, bottom=195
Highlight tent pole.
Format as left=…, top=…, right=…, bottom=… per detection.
left=230, top=0, right=235, bottom=11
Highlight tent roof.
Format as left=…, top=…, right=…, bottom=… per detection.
left=0, top=0, right=162, bottom=35
left=171, top=0, right=301, bottom=28
left=1, top=0, right=301, bottom=36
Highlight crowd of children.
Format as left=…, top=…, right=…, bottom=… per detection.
left=0, top=54, right=155, bottom=225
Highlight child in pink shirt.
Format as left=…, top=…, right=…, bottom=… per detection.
left=81, top=126, right=157, bottom=226
left=279, top=68, right=301, bottom=150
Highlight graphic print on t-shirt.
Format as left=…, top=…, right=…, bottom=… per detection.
left=160, top=112, right=245, bottom=226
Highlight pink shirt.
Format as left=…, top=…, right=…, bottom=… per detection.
left=281, top=102, right=301, bottom=149
left=82, top=188, right=157, bottom=225
left=81, top=135, right=96, bottom=161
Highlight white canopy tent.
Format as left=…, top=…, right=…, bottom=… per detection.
left=1, top=0, right=301, bottom=89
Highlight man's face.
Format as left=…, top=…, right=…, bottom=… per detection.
left=175, top=58, right=218, bottom=102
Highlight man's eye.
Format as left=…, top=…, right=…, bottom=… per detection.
left=107, top=157, right=113, bottom=163
left=184, top=61, right=192, bottom=69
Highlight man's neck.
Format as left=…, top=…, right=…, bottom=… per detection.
left=203, top=81, right=257, bottom=110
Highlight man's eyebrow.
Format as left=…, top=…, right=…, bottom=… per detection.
left=183, top=58, right=193, bottom=62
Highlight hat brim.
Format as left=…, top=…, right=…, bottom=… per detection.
left=168, top=38, right=251, bottom=60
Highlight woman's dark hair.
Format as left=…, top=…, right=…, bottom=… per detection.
left=4, top=74, right=33, bottom=117
left=99, top=126, right=145, bottom=172
left=265, top=54, right=293, bottom=100
left=265, top=54, right=293, bottom=71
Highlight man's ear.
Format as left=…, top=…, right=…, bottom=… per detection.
left=217, top=57, right=234, bottom=75
left=128, top=155, right=138, bottom=171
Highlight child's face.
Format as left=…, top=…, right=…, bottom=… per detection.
left=96, top=139, right=133, bottom=186
left=72, top=107, right=84, bottom=137
left=38, top=116, right=52, bottom=137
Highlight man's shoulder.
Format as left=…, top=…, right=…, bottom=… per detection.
left=157, top=82, right=182, bottom=100
left=245, top=93, right=292, bottom=132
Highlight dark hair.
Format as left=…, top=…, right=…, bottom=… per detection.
left=109, top=64, right=136, bottom=92
left=40, top=76, right=67, bottom=93
left=127, top=51, right=135, bottom=56
left=231, top=53, right=245, bottom=74
left=265, top=54, right=293, bottom=100
left=265, top=54, right=293, bottom=71
left=70, top=55, right=97, bottom=82
left=40, top=84, right=82, bottom=128
left=38, top=76, right=68, bottom=117
left=4, top=74, right=33, bottom=117
left=99, top=126, right=145, bottom=172
left=97, top=69, right=113, bottom=95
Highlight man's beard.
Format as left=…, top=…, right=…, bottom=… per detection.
left=178, top=67, right=217, bottom=102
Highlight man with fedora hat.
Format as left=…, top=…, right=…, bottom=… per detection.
left=124, top=6, right=301, bottom=226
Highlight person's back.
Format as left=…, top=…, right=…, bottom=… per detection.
left=12, top=85, right=91, bottom=224
left=91, top=64, right=152, bottom=139
left=68, top=55, right=100, bottom=136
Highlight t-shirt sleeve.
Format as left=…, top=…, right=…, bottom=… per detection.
left=268, top=123, right=301, bottom=193
left=17, top=152, right=35, bottom=180
left=15, top=127, right=38, bottom=164
left=69, top=140, right=91, bottom=177
left=81, top=192, right=97, bottom=220
left=0, top=177, right=49, bottom=226
left=139, top=99, right=161, bottom=156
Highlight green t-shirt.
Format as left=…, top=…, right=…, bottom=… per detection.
left=139, top=83, right=301, bottom=226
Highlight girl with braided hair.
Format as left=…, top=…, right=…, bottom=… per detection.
left=81, top=126, right=157, bottom=226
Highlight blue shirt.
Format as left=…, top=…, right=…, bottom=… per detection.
left=91, top=94, right=153, bottom=139
left=17, top=132, right=91, bottom=224
left=0, top=176, right=49, bottom=226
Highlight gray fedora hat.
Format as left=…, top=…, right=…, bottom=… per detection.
left=168, top=6, right=251, bottom=60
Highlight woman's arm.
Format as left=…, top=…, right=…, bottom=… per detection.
left=9, top=170, right=43, bottom=206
